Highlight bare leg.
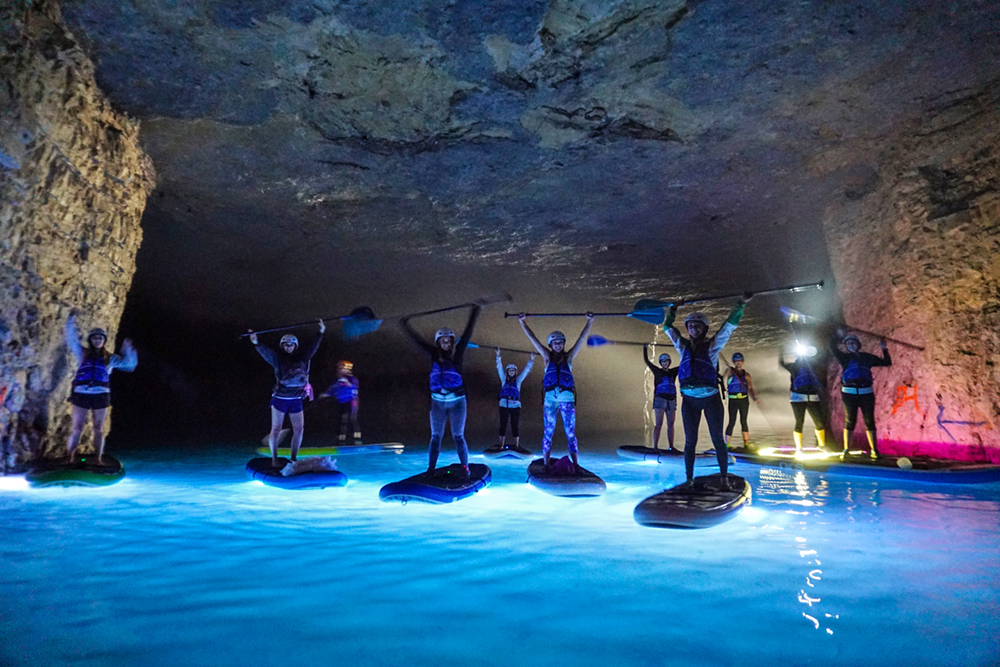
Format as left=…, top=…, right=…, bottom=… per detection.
left=269, top=407, right=286, bottom=466
left=652, top=408, right=664, bottom=449
left=666, top=410, right=676, bottom=450
left=92, top=408, right=108, bottom=463
left=66, top=405, right=88, bottom=460
left=289, top=410, right=305, bottom=461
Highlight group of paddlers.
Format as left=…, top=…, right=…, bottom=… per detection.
left=63, top=293, right=892, bottom=489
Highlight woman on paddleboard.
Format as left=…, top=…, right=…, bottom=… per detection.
left=518, top=313, right=594, bottom=472
left=780, top=346, right=826, bottom=452
left=664, top=295, right=751, bottom=487
left=723, top=353, right=758, bottom=448
left=402, top=304, right=481, bottom=476
left=319, top=360, right=361, bottom=445
left=495, top=349, right=535, bottom=452
left=830, top=330, right=891, bottom=459
left=249, top=319, right=325, bottom=467
left=64, top=314, right=137, bottom=464
left=643, top=344, right=678, bottom=451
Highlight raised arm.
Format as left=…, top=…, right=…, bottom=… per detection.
left=567, top=314, right=594, bottom=362
left=64, top=315, right=84, bottom=364
left=455, top=304, right=481, bottom=352
left=518, top=315, right=549, bottom=361
left=400, top=316, right=436, bottom=355
left=495, top=351, right=506, bottom=382
left=876, top=340, right=892, bottom=367
left=254, top=342, right=279, bottom=369
left=517, top=354, right=535, bottom=386
left=642, top=344, right=659, bottom=373
left=663, top=306, right=684, bottom=354
left=109, top=339, right=138, bottom=372
left=300, top=319, right=326, bottom=361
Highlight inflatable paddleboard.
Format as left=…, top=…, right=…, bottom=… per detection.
left=634, top=473, right=750, bottom=529
left=617, top=445, right=736, bottom=466
left=255, top=442, right=404, bottom=457
left=482, top=443, right=534, bottom=460
left=730, top=448, right=1000, bottom=485
left=25, top=455, right=125, bottom=488
left=526, top=457, right=606, bottom=497
left=245, top=457, right=348, bottom=490
left=379, top=463, right=491, bottom=504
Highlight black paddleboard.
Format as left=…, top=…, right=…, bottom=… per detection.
left=634, top=473, right=750, bottom=529
left=482, top=443, right=534, bottom=460
left=526, top=457, right=606, bottom=497
left=379, top=463, right=491, bottom=504
left=25, top=455, right=125, bottom=488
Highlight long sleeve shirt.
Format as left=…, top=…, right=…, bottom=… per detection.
left=497, top=355, right=534, bottom=408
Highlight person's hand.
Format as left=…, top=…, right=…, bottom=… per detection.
left=880, top=338, right=888, bottom=351
left=248, top=329, right=258, bottom=345
left=318, top=318, right=326, bottom=334
left=518, top=313, right=527, bottom=321
left=121, top=338, right=134, bottom=351
left=742, top=291, right=755, bottom=303
left=585, top=312, right=594, bottom=321
left=836, top=327, right=846, bottom=339
left=530, top=352, right=536, bottom=360
left=496, top=347, right=501, bottom=357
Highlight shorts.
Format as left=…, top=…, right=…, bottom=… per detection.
left=653, top=396, right=677, bottom=412
left=69, top=392, right=111, bottom=410
left=270, top=396, right=304, bottom=414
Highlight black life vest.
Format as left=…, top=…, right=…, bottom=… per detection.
left=678, top=340, right=717, bottom=389
left=72, top=355, right=110, bottom=390
left=543, top=352, right=575, bottom=393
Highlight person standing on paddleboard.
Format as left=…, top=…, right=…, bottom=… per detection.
left=319, top=360, right=361, bottom=445
left=664, top=295, right=751, bottom=487
left=518, top=313, right=594, bottom=472
left=723, top=353, right=758, bottom=448
left=402, top=304, right=481, bottom=477
left=830, top=330, right=891, bottom=459
left=780, top=346, right=826, bottom=452
left=495, top=349, right=535, bottom=452
left=64, top=314, right=137, bottom=464
left=643, top=344, right=678, bottom=451
left=249, top=319, right=326, bottom=467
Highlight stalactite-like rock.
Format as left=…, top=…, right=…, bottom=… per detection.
left=0, top=1, right=155, bottom=469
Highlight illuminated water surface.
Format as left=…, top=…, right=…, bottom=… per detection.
left=1, top=443, right=998, bottom=667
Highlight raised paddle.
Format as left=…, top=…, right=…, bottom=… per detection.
left=467, top=343, right=537, bottom=355
left=635, top=280, right=824, bottom=311
left=779, top=307, right=925, bottom=351
left=586, top=335, right=649, bottom=348
left=503, top=306, right=665, bottom=325
left=240, top=306, right=381, bottom=339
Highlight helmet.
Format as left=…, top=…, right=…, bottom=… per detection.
left=87, top=327, right=108, bottom=342
left=505, top=363, right=518, bottom=373
left=685, top=312, right=709, bottom=327
left=843, top=333, right=861, bottom=346
left=732, top=352, right=744, bottom=362
left=658, top=353, right=671, bottom=365
left=280, top=334, right=299, bottom=348
left=547, top=331, right=566, bottom=346
left=434, top=328, right=456, bottom=343
left=337, top=360, right=353, bottom=371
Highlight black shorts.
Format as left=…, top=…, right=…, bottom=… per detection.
left=69, top=392, right=111, bottom=410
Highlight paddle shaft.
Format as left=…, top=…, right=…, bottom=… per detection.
left=504, top=312, right=630, bottom=318
left=468, top=343, right=537, bottom=355
left=786, top=309, right=924, bottom=350
left=240, top=314, right=350, bottom=337
left=643, top=280, right=824, bottom=309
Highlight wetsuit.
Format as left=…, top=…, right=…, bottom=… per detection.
left=541, top=352, right=578, bottom=457
left=831, top=337, right=891, bottom=450
left=497, top=355, right=534, bottom=438
left=781, top=356, right=824, bottom=434
left=65, top=318, right=137, bottom=410
left=665, top=302, right=744, bottom=481
left=724, top=368, right=751, bottom=437
left=255, top=334, right=323, bottom=414
left=322, top=375, right=361, bottom=443
left=403, top=306, right=481, bottom=470
left=643, top=353, right=678, bottom=412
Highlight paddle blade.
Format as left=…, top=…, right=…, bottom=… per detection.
left=342, top=307, right=383, bottom=340
left=587, top=335, right=613, bottom=347
left=634, top=298, right=674, bottom=311
left=629, top=308, right=665, bottom=325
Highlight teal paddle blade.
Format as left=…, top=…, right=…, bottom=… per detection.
left=629, top=308, right=665, bottom=325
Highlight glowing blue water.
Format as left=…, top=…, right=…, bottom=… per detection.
left=1, top=444, right=998, bottom=667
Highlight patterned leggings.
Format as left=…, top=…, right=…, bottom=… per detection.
left=542, top=398, right=578, bottom=455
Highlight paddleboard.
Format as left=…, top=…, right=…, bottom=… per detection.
left=482, top=443, right=534, bottom=460
left=526, top=457, right=606, bottom=497
left=25, top=455, right=125, bottom=488
left=617, top=445, right=736, bottom=466
left=634, top=473, right=750, bottom=529
left=255, top=442, right=404, bottom=457
left=245, top=457, right=348, bottom=490
left=379, top=463, right=491, bottom=504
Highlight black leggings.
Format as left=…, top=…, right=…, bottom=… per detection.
left=842, top=392, right=876, bottom=431
left=499, top=407, right=521, bottom=437
left=725, top=396, right=749, bottom=436
left=681, top=393, right=728, bottom=480
left=792, top=401, right=824, bottom=433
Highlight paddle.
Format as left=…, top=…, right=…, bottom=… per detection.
left=635, top=280, right=824, bottom=311
left=467, top=343, right=537, bottom=355
left=779, top=307, right=925, bottom=350
left=586, top=335, right=650, bottom=348
left=503, top=306, right=665, bottom=325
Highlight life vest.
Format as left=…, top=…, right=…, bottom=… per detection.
left=543, top=353, right=575, bottom=393
left=72, top=355, right=110, bottom=390
left=841, top=357, right=874, bottom=388
left=727, top=369, right=748, bottom=395
left=499, top=377, right=520, bottom=402
left=333, top=377, right=358, bottom=403
left=678, top=341, right=717, bottom=389
left=654, top=372, right=676, bottom=398
left=792, top=363, right=821, bottom=394
left=430, top=356, right=464, bottom=395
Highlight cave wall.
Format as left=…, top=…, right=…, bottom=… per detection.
left=821, top=82, right=1000, bottom=462
left=0, top=1, right=155, bottom=468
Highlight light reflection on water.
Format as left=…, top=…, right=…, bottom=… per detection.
left=1, top=444, right=998, bottom=667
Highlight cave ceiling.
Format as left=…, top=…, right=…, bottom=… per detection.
left=59, top=0, right=1000, bottom=345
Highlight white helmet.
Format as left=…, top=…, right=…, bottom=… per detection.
left=684, top=312, right=709, bottom=327
left=435, top=328, right=456, bottom=343
left=505, top=363, right=518, bottom=373
left=280, top=334, right=298, bottom=348
left=547, top=331, right=566, bottom=346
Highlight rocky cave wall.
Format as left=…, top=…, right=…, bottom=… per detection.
left=822, top=82, right=1000, bottom=462
left=0, top=0, right=155, bottom=469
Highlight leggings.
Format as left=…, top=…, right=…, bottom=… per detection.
left=429, top=397, right=469, bottom=467
left=791, top=401, right=823, bottom=433
left=842, top=392, right=876, bottom=432
left=499, top=406, right=521, bottom=437
left=681, top=392, right=728, bottom=481
left=334, top=400, right=360, bottom=439
left=725, top=396, right=749, bottom=436
left=542, top=398, right=577, bottom=455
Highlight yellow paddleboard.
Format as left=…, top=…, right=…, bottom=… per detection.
left=255, top=443, right=404, bottom=456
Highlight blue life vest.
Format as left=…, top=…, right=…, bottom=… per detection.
left=792, top=364, right=821, bottom=394
left=655, top=373, right=676, bottom=398
left=842, top=357, right=874, bottom=388
left=430, top=358, right=464, bottom=394
left=499, top=377, right=520, bottom=402
left=678, top=342, right=717, bottom=389
left=333, top=377, right=358, bottom=403
left=727, top=370, right=748, bottom=395
left=73, top=356, right=110, bottom=390
left=543, top=353, right=574, bottom=393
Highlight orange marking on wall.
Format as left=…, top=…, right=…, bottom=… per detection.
left=892, top=383, right=925, bottom=416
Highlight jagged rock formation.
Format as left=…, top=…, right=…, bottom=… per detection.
left=821, top=83, right=1000, bottom=461
left=0, top=1, right=155, bottom=468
